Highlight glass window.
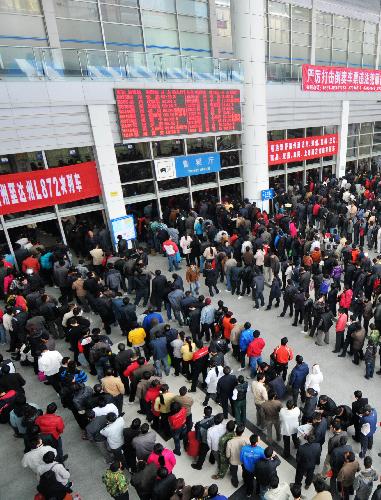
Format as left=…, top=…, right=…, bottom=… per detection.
left=102, top=0, right=138, bottom=6
left=0, top=13, right=47, bottom=46
left=334, top=15, right=349, bottom=28
left=145, top=28, right=179, bottom=52
left=104, top=23, right=143, bottom=49
left=219, top=167, right=241, bottom=180
left=269, top=15, right=289, bottom=31
left=324, top=125, right=337, bottom=135
left=191, top=172, right=216, bottom=185
left=332, top=50, right=347, bottom=65
left=348, top=41, right=362, bottom=53
left=292, top=33, right=310, bottom=46
left=270, top=42, right=290, bottom=60
left=363, top=43, right=376, bottom=55
left=158, top=178, right=187, bottom=191
left=217, top=134, right=242, bottom=150
left=347, top=136, right=358, bottom=149
left=177, top=0, right=208, bottom=17
left=115, top=143, right=151, bottom=162
left=316, top=12, right=332, bottom=25
left=152, top=139, right=184, bottom=157
left=54, top=0, right=99, bottom=20
left=220, top=151, right=241, bottom=167
left=0, top=0, right=41, bottom=14
left=268, top=1, right=289, bottom=16
left=45, top=147, right=94, bottom=168
left=292, top=19, right=310, bottom=34
left=178, top=15, right=209, bottom=33
left=180, top=32, right=210, bottom=53
left=100, top=4, right=140, bottom=24
left=269, top=29, right=290, bottom=44
left=373, top=144, right=381, bottom=153
left=316, top=36, right=331, bottom=50
left=316, top=48, right=331, bottom=64
left=268, top=130, right=285, bottom=141
left=119, top=161, right=153, bottom=183
left=347, top=148, right=357, bottom=158
left=57, top=19, right=103, bottom=48
left=374, top=122, right=381, bottom=133
left=291, top=5, right=310, bottom=20
left=316, top=23, right=332, bottom=38
left=348, top=123, right=360, bottom=136
left=359, top=145, right=371, bottom=156
left=287, top=129, right=304, bottom=139
left=141, top=10, right=176, bottom=29
left=359, top=134, right=371, bottom=146
left=361, top=122, right=373, bottom=134
left=350, top=18, right=364, bottom=31
left=363, top=54, right=375, bottom=67
left=139, top=0, right=175, bottom=12
left=122, top=180, right=155, bottom=197
left=306, top=127, right=322, bottom=136
left=0, top=151, right=44, bottom=175
left=187, top=136, right=215, bottom=154
left=348, top=53, right=362, bottom=66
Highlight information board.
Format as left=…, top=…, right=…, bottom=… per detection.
left=115, top=89, right=241, bottom=139
left=268, top=134, right=338, bottom=165
left=111, top=215, right=136, bottom=246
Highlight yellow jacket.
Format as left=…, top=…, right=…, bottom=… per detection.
left=154, top=392, right=175, bottom=414
left=128, top=327, right=146, bottom=346
left=180, top=342, right=196, bottom=361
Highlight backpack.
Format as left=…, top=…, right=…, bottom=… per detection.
left=332, top=266, right=342, bottom=279
left=195, top=415, right=215, bottom=441
left=320, top=280, right=330, bottom=295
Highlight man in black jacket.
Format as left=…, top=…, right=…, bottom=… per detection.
left=294, top=434, right=321, bottom=490
left=255, top=446, right=281, bottom=497
left=217, top=366, right=237, bottom=419
left=317, top=395, right=337, bottom=421
left=0, top=364, right=25, bottom=393
left=188, top=306, right=201, bottom=342
left=134, top=270, right=151, bottom=307
left=119, top=297, right=137, bottom=336
left=152, top=467, right=177, bottom=500
left=329, top=435, right=353, bottom=495
left=351, top=390, right=368, bottom=442
left=280, top=280, right=297, bottom=318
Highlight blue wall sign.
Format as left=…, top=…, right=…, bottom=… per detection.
left=174, top=152, right=221, bottom=178
left=261, top=188, right=275, bottom=201
left=111, top=214, right=136, bottom=246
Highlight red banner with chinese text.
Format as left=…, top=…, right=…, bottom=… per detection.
left=268, top=134, right=338, bottom=166
left=0, top=162, right=101, bottom=215
left=302, top=64, right=381, bottom=92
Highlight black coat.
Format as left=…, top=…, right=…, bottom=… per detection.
left=150, top=275, right=167, bottom=307
left=330, top=444, right=352, bottom=473
left=0, top=372, right=25, bottom=393
left=296, top=442, right=321, bottom=469
left=255, top=456, right=281, bottom=486
left=217, top=373, right=237, bottom=399
left=152, top=473, right=177, bottom=500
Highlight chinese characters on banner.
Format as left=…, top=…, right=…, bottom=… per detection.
left=302, top=64, right=381, bottom=92
left=0, top=162, right=101, bottom=215
left=268, top=134, right=339, bottom=166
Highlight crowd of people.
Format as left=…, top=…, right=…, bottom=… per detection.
left=1, top=170, right=381, bottom=500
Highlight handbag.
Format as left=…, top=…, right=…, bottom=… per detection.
left=38, top=371, right=46, bottom=382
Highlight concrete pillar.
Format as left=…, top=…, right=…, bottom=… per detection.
left=336, top=100, right=349, bottom=178
left=208, top=0, right=220, bottom=59
left=87, top=105, right=127, bottom=241
left=231, top=0, right=269, bottom=209
left=41, top=0, right=64, bottom=70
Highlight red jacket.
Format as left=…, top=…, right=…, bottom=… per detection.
left=339, top=289, right=353, bottom=309
left=22, top=256, right=40, bottom=273
left=168, top=407, right=187, bottom=430
left=273, top=344, right=293, bottom=364
left=123, top=360, right=139, bottom=379
left=247, top=338, right=265, bottom=358
left=35, top=413, right=64, bottom=440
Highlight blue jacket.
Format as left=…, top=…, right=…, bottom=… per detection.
left=360, top=409, right=377, bottom=437
left=239, top=328, right=254, bottom=353
left=289, top=362, right=309, bottom=389
left=240, top=444, right=265, bottom=473
left=40, top=252, right=53, bottom=270
left=143, top=312, right=163, bottom=331
left=150, top=336, right=168, bottom=360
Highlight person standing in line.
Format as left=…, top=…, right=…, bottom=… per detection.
left=102, top=461, right=129, bottom=500
left=162, top=237, right=180, bottom=272
left=353, top=456, right=378, bottom=500
left=100, top=412, right=125, bottom=465
left=359, top=405, right=377, bottom=459
left=38, top=347, right=63, bottom=394
left=289, top=355, right=309, bottom=405
left=272, top=337, right=294, bottom=381
left=332, top=308, right=348, bottom=353
left=337, top=451, right=360, bottom=500
left=255, top=446, right=281, bottom=499
left=203, top=360, right=224, bottom=407
left=279, top=400, right=300, bottom=459
left=240, top=434, right=265, bottom=498
left=294, top=434, right=321, bottom=490
left=261, top=391, right=282, bottom=443
left=251, top=373, right=268, bottom=428
left=225, top=424, right=249, bottom=488
left=216, top=366, right=237, bottom=420
left=352, top=390, right=368, bottom=443
left=247, top=330, right=265, bottom=379
left=232, top=374, right=248, bottom=426
left=101, top=367, right=125, bottom=415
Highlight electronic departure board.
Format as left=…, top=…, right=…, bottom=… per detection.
left=115, top=88, right=242, bottom=140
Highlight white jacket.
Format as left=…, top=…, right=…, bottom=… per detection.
left=205, top=365, right=224, bottom=393
left=100, top=417, right=124, bottom=449
left=180, top=236, right=192, bottom=255
left=279, top=407, right=300, bottom=436
left=207, top=422, right=226, bottom=451
left=305, top=364, right=323, bottom=394
left=38, top=350, right=63, bottom=376
left=22, top=445, right=57, bottom=475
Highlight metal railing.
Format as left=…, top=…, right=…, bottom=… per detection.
left=0, top=45, right=243, bottom=84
